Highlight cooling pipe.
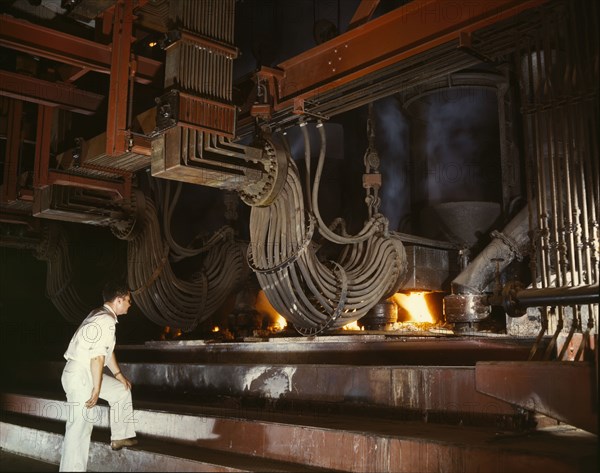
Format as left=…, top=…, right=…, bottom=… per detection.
left=503, top=282, right=599, bottom=317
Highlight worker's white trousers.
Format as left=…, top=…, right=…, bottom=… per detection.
left=59, top=360, right=136, bottom=472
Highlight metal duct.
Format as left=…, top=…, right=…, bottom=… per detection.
left=451, top=203, right=531, bottom=295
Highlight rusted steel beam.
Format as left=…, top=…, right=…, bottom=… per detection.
left=475, top=361, right=598, bottom=434
left=33, top=105, right=54, bottom=189
left=348, top=0, right=380, bottom=30
left=46, top=170, right=129, bottom=200
left=106, top=0, right=133, bottom=156
left=1, top=100, right=23, bottom=204
left=0, top=15, right=160, bottom=85
left=56, top=64, right=92, bottom=84
left=273, top=0, right=547, bottom=111
left=0, top=71, right=102, bottom=115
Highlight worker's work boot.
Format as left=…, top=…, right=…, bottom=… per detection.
left=110, top=437, right=138, bottom=451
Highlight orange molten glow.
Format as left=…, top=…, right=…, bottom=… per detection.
left=342, top=321, right=362, bottom=331
left=393, top=292, right=434, bottom=323
left=212, top=326, right=220, bottom=332
left=274, top=314, right=288, bottom=330
left=256, top=290, right=288, bottom=331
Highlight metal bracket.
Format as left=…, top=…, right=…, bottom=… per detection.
left=293, top=98, right=330, bottom=121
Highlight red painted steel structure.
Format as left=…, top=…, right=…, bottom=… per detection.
left=1, top=0, right=547, bottom=211
left=0, top=70, right=103, bottom=115
left=269, top=0, right=547, bottom=112
left=476, top=361, right=598, bottom=434
left=32, top=105, right=53, bottom=190
left=0, top=14, right=160, bottom=85
left=1, top=100, right=23, bottom=204
left=106, top=0, right=134, bottom=156
left=348, top=0, right=380, bottom=30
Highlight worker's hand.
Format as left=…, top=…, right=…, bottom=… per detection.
left=116, top=373, right=132, bottom=391
left=85, top=388, right=100, bottom=408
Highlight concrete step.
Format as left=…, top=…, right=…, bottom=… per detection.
left=6, top=360, right=527, bottom=430
left=0, top=412, right=326, bottom=472
left=4, top=336, right=546, bottom=434
left=1, top=391, right=597, bottom=472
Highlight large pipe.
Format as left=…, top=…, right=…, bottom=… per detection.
left=451, top=203, right=531, bottom=294
left=512, top=283, right=599, bottom=309
left=516, top=284, right=599, bottom=307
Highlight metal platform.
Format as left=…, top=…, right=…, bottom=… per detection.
left=1, top=334, right=597, bottom=472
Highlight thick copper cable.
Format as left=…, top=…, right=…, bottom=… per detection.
left=249, top=154, right=407, bottom=333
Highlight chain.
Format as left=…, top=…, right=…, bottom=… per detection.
left=363, top=103, right=381, bottom=218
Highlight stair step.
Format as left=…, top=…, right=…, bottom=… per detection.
left=7, top=360, right=524, bottom=424
left=0, top=413, right=326, bottom=472
left=1, top=391, right=597, bottom=472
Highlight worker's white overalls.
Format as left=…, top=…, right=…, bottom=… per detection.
left=59, top=306, right=136, bottom=472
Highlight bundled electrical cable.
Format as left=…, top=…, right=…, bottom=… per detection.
left=34, top=223, right=90, bottom=324
left=120, top=191, right=246, bottom=332
left=248, top=125, right=407, bottom=334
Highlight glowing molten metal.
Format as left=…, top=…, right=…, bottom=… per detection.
left=342, top=321, right=362, bottom=331
left=393, top=292, right=434, bottom=323
left=256, top=290, right=287, bottom=331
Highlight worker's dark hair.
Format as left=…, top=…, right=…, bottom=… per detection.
left=102, top=280, right=130, bottom=303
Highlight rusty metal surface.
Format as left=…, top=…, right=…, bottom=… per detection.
left=0, top=70, right=103, bottom=115
left=273, top=0, right=547, bottom=110
left=2, top=392, right=596, bottom=473
left=475, top=361, right=598, bottom=434
left=44, top=170, right=128, bottom=200
left=348, top=0, right=381, bottom=30
left=155, top=91, right=236, bottom=138
left=55, top=130, right=153, bottom=173
left=105, top=0, right=133, bottom=156
left=7, top=337, right=542, bottom=421
left=0, top=15, right=161, bottom=85
left=444, top=294, right=492, bottom=324
left=33, top=105, right=53, bottom=189
left=0, top=100, right=22, bottom=204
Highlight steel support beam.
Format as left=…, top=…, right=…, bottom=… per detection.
left=475, top=361, right=598, bottom=434
left=0, top=70, right=103, bottom=115
left=106, top=0, right=133, bottom=156
left=0, top=15, right=160, bottom=85
left=33, top=105, right=54, bottom=190
left=273, top=0, right=546, bottom=111
left=348, top=0, right=380, bottom=30
left=1, top=100, right=23, bottom=204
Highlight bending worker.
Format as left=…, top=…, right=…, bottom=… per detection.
left=59, top=280, right=137, bottom=471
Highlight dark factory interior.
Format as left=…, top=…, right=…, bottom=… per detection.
left=0, top=0, right=598, bottom=471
